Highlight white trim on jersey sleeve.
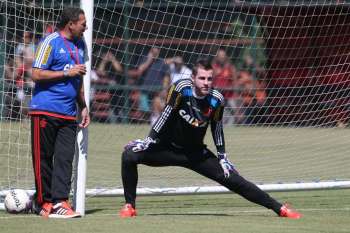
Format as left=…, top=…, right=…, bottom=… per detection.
left=175, top=79, right=192, bottom=92
left=214, top=121, right=224, bottom=146
left=34, top=32, right=59, bottom=68
left=153, top=105, right=173, bottom=133
left=210, top=89, right=224, bottom=103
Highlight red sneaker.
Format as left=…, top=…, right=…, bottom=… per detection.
left=280, top=204, right=302, bottom=219
left=49, top=201, right=81, bottom=219
left=39, top=202, right=53, bottom=218
left=119, top=203, right=137, bottom=218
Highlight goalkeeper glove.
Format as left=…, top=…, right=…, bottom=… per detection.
left=218, top=152, right=235, bottom=178
left=124, top=137, right=157, bottom=152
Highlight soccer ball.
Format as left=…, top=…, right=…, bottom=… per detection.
left=4, top=189, right=31, bottom=214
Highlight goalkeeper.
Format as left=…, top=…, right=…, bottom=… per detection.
left=120, top=58, right=301, bottom=219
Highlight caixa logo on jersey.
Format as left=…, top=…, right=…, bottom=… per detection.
left=179, top=109, right=208, bottom=127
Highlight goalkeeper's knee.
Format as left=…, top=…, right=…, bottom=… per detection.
left=121, top=150, right=137, bottom=164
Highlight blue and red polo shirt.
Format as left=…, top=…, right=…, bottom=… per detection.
left=30, top=31, right=87, bottom=120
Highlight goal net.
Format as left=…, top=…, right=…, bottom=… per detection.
left=1, top=0, right=350, bottom=203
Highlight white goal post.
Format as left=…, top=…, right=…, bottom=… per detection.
left=1, top=0, right=350, bottom=216
left=71, top=0, right=94, bottom=216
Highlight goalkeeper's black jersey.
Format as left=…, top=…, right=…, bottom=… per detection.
left=149, top=79, right=225, bottom=153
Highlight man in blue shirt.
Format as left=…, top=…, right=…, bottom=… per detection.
left=135, top=47, right=170, bottom=115
left=30, top=7, right=90, bottom=218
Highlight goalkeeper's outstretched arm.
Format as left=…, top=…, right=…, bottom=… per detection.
left=210, top=101, right=226, bottom=154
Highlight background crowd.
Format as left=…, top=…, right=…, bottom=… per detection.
left=89, top=46, right=267, bottom=125
left=4, top=30, right=267, bottom=125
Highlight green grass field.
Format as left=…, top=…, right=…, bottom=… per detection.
left=2, top=123, right=348, bottom=190
left=1, top=123, right=350, bottom=190
left=0, top=189, right=349, bottom=233
left=1, top=123, right=350, bottom=232
left=87, top=124, right=350, bottom=189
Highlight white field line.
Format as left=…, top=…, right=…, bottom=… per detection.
left=0, top=207, right=349, bottom=219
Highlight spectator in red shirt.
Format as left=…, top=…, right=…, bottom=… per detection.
left=212, top=48, right=238, bottom=124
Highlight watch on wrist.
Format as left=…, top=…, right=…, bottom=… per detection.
left=63, top=69, right=69, bottom=77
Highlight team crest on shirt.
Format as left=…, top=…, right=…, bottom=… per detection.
left=179, top=109, right=208, bottom=127
left=40, top=119, right=47, bottom=128
left=203, top=107, right=213, bottom=117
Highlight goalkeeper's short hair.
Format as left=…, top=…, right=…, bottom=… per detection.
left=192, top=57, right=213, bottom=76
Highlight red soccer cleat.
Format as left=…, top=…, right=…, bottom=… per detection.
left=279, top=204, right=302, bottom=219
left=119, top=203, right=137, bottom=218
